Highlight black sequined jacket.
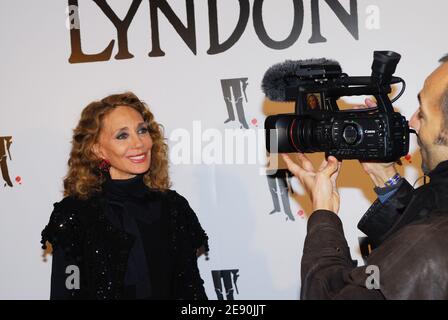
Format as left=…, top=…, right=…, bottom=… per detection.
left=41, top=189, right=209, bottom=300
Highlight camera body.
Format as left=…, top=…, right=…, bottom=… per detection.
left=266, top=109, right=409, bottom=162
left=264, top=51, right=410, bottom=162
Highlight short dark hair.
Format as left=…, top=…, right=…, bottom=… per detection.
left=439, top=54, right=448, bottom=63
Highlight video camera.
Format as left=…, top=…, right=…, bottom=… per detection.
left=263, top=51, right=410, bottom=162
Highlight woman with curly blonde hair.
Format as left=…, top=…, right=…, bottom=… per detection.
left=41, top=92, right=208, bottom=300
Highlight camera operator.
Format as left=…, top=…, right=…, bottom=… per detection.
left=282, top=54, right=448, bottom=300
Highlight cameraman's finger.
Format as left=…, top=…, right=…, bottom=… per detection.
left=331, top=159, right=342, bottom=183
left=282, top=154, right=306, bottom=177
left=318, top=157, right=328, bottom=171
left=321, top=156, right=339, bottom=177
left=353, top=104, right=367, bottom=110
left=296, top=153, right=315, bottom=172
left=365, top=98, right=377, bottom=108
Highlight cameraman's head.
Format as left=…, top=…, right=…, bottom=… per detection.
left=409, top=54, right=448, bottom=174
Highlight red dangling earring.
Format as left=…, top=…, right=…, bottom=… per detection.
left=98, top=158, right=111, bottom=176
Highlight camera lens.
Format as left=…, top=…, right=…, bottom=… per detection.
left=289, top=118, right=326, bottom=153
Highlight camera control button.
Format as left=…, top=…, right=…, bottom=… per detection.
left=342, top=125, right=358, bottom=145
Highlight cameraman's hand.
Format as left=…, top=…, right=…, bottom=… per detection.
left=357, top=98, right=398, bottom=187
left=282, top=153, right=341, bottom=214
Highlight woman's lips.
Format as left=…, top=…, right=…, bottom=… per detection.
left=127, top=153, right=147, bottom=163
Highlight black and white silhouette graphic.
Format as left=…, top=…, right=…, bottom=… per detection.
left=267, top=169, right=295, bottom=221
left=212, top=269, right=239, bottom=300
left=220, top=78, right=249, bottom=129
left=0, top=136, right=13, bottom=187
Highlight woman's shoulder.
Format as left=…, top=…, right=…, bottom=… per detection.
left=158, top=189, right=209, bottom=251
left=40, top=196, right=99, bottom=252
left=53, top=195, right=97, bottom=211
left=157, top=189, right=200, bottom=215
left=159, top=189, right=189, bottom=205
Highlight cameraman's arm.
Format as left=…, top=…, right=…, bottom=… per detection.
left=358, top=178, right=414, bottom=246
left=301, top=210, right=384, bottom=299
left=281, top=153, right=387, bottom=299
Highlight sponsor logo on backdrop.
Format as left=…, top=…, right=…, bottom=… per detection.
left=212, top=269, right=240, bottom=300
left=0, top=136, right=13, bottom=187
left=266, top=169, right=295, bottom=221
left=221, top=78, right=249, bottom=129
left=65, top=0, right=372, bottom=64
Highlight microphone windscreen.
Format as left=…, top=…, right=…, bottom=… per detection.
left=261, top=58, right=341, bottom=102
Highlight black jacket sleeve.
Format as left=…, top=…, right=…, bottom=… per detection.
left=50, top=248, right=79, bottom=299
left=301, top=173, right=448, bottom=300
left=41, top=199, right=85, bottom=300
left=357, top=179, right=414, bottom=247
left=169, top=191, right=209, bottom=300
left=301, top=210, right=385, bottom=300
left=362, top=214, right=448, bottom=299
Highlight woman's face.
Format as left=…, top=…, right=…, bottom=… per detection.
left=308, top=95, right=318, bottom=109
left=95, top=106, right=153, bottom=180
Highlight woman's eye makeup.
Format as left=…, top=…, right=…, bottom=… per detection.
left=116, top=132, right=128, bottom=140
left=138, top=126, right=149, bottom=134
left=115, top=126, right=150, bottom=140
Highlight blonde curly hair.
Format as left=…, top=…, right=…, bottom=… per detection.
left=63, top=92, right=171, bottom=199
